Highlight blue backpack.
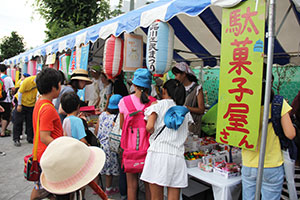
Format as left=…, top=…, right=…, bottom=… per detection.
left=269, top=95, right=298, bottom=160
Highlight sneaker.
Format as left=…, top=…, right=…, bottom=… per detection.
left=105, top=188, right=119, bottom=196
left=0, top=151, right=6, bottom=156
left=27, top=139, right=33, bottom=144
left=20, top=135, right=26, bottom=140
left=14, top=140, right=21, bottom=147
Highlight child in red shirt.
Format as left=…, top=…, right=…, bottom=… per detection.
left=31, top=68, right=63, bottom=200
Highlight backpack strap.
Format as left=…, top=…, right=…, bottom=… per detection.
left=154, top=125, right=166, bottom=140
left=269, top=95, right=284, bottom=137
left=0, top=78, right=5, bottom=91
left=124, top=95, right=145, bottom=117
left=113, top=113, right=119, bottom=122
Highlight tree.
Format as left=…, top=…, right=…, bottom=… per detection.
left=0, top=31, right=25, bottom=62
left=273, top=64, right=296, bottom=95
left=34, top=0, right=123, bottom=42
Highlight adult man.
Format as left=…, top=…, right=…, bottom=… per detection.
left=85, top=65, right=102, bottom=108
left=0, top=64, right=15, bottom=138
left=13, top=75, right=37, bottom=146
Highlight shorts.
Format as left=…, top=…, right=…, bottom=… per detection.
left=0, top=102, right=12, bottom=121
left=140, top=151, right=188, bottom=188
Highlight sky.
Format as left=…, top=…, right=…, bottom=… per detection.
left=0, top=0, right=46, bottom=50
left=0, top=0, right=146, bottom=50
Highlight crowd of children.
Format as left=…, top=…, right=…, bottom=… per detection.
left=0, top=60, right=299, bottom=200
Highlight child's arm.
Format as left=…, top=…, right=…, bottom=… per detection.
left=281, top=113, right=296, bottom=140
left=80, top=137, right=89, bottom=145
left=94, top=118, right=100, bottom=136
left=120, top=113, right=124, bottom=130
left=40, top=131, right=54, bottom=146
left=146, top=112, right=157, bottom=134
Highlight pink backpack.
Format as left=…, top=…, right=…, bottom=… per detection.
left=121, top=95, right=156, bottom=173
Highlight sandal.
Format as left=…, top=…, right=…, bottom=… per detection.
left=0, top=131, right=10, bottom=137
left=5, top=129, right=11, bottom=135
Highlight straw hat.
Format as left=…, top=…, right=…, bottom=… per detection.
left=40, top=136, right=106, bottom=194
left=70, top=69, right=93, bottom=84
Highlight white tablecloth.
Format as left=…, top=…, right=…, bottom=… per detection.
left=187, top=167, right=242, bottom=200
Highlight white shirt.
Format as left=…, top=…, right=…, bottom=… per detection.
left=185, top=82, right=202, bottom=96
left=144, top=99, right=193, bottom=156
left=1, top=73, right=14, bottom=103
left=85, top=78, right=100, bottom=102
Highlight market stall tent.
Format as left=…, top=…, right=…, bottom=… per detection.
left=3, top=0, right=300, bottom=67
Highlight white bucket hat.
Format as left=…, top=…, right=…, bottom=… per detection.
left=40, top=136, right=105, bottom=194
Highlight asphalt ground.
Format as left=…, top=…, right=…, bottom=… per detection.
left=0, top=123, right=145, bottom=200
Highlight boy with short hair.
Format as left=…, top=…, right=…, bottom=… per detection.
left=61, top=92, right=88, bottom=144
left=30, top=68, right=63, bottom=200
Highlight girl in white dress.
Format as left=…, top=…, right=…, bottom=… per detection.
left=141, top=79, right=193, bottom=200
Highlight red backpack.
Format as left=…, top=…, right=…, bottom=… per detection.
left=121, top=95, right=156, bottom=173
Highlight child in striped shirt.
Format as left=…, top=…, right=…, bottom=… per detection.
left=141, top=79, right=193, bottom=200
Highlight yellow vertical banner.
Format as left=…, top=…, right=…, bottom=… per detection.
left=15, top=70, right=20, bottom=84
left=216, top=0, right=266, bottom=150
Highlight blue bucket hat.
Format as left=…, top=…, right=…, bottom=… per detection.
left=23, top=73, right=30, bottom=77
left=132, top=68, right=152, bottom=89
left=164, top=106, right=189, bottom=130
left=108, top=94, right=123, bottom=109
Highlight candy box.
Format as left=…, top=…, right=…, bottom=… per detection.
left=186, top=159, right=201, bottom=168
left=213, top=161, right=241, bottom=178
left=213, top=167, right=240, bottom=178
left=198, top=162, right=213, bottom=172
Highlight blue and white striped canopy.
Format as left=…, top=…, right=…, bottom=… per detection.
left=3, top=0, right=300, bottom=67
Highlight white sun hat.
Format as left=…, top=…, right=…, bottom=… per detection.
left=40, top=136, right=105, bottom=194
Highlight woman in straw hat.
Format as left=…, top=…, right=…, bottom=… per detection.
left=55, top=69, right=92, bottom=122
left=40, top=136, right=106, bottom=200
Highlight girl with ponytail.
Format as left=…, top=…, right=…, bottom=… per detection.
left=118, top=68, right=156, bottom=200
left=141, top=79, right=193, bottom=200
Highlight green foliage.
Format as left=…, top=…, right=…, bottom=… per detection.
left=273, top=65, right=297, bottom=95
left=0, top=31, right=25, bottom=62
left=34, top=0, right=123, bottom=42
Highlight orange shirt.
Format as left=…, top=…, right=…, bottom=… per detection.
left=33, top=99, right=63, bottom=162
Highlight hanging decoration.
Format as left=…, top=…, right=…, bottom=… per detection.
left=103, top=35, right=124, bottom=79
left=7, top=67, right=11, bottom=77
left=80, top=44, right=90, bottom=71
left=146, top=20, right=174, bottom=77
left=46, top=54, right=56, bottom=65
left=15, top=69, right=20, bottom=84
left=11, top=68, right=16, bottom=82
left=28, top=60, right=37, bottom=75
left=123, top=33, right=143, bottom=72
left=68, top=49, right=77, bottom=76
left=22, top=62, right=28, bottom=75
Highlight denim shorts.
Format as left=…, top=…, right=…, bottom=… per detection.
left=242, top=165, right=284, bottom=200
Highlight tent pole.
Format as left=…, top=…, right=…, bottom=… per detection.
left=255, top=0, right=276, bottom=199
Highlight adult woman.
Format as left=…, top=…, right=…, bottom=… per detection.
left=99, top=72, right=113, bottom=112
left=241, top=68, right=295, bottom=200
left=118, top=68, right=156, bottom=200
left=172, top=62, right=205, bottom=136
left=55, top=69, right=92, bottom=121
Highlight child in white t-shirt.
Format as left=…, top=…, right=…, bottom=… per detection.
left=141, top=79, right=193, bottom=200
